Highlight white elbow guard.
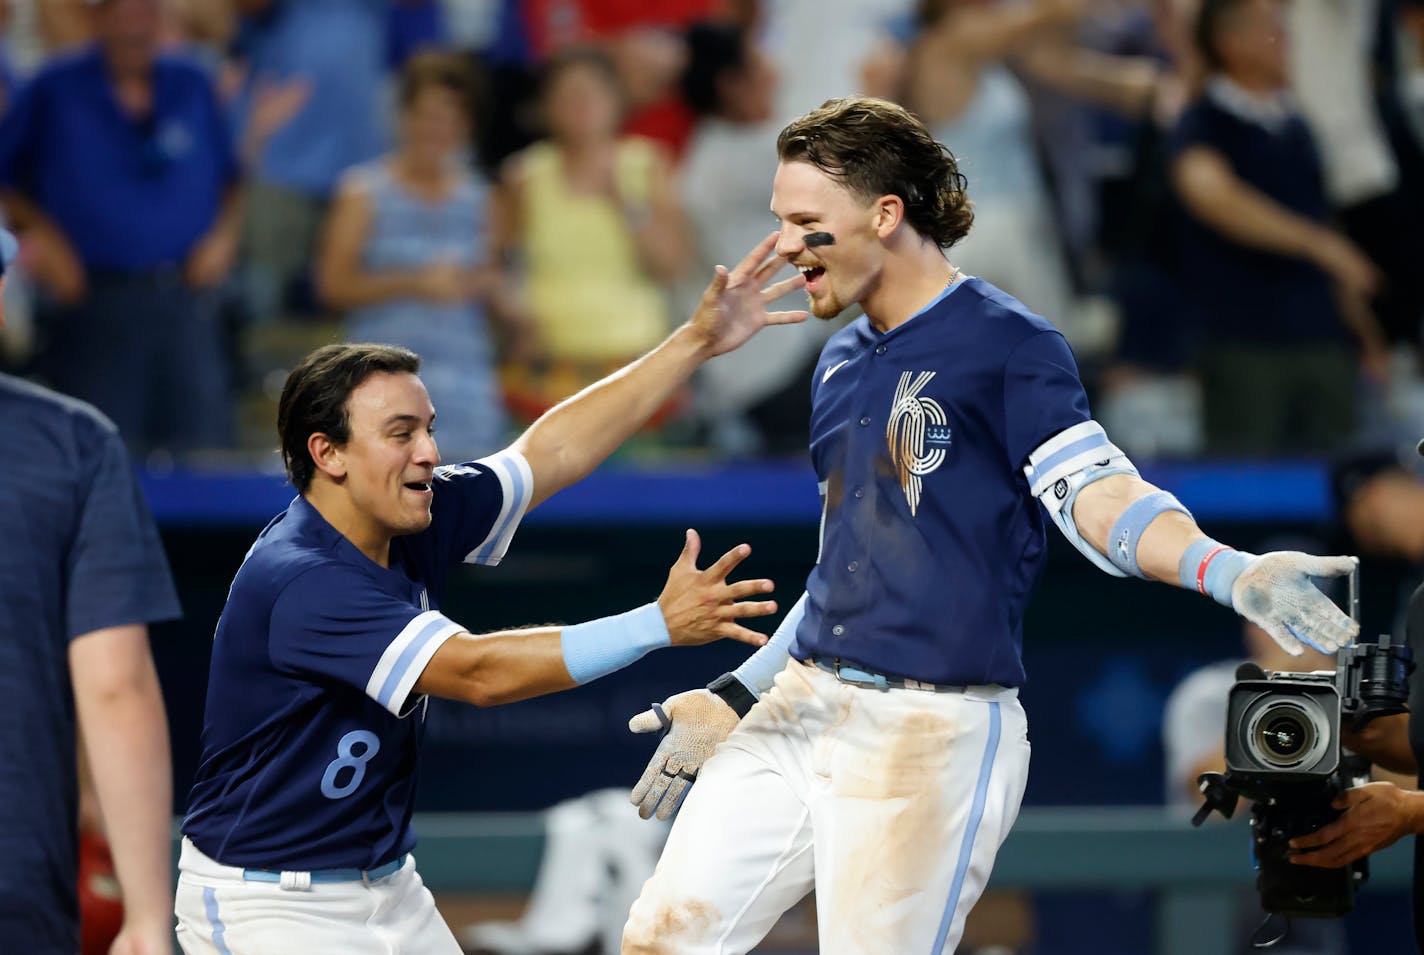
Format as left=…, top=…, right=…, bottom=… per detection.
left=1024, top=421, right=1138, bottom=577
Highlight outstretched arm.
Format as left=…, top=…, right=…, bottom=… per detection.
left=510, top=233, right=806, bottom=509
left=1071, top=473, right=1358, bottom=655
left=414, top=531, right=777, bottom=707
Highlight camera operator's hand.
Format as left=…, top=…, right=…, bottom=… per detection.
left=1231, top=552, right=1359, bottom=655
left=1288, top=781, right=1424, bottom=868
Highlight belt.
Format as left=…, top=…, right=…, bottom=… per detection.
left=242, top=854, right=406, bottom=886
left=809, top=657, right=965, bottom=693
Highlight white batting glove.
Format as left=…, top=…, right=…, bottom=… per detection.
left=1230, top=552, right=1359, bottom=656
left=628, top=689, right=741, bottom=820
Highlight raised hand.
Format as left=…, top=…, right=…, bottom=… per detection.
left=1231, top=552, right=1359, bottom=655
left=628, top=688, right=742, bottom=820
left=687, top=231, right=808, bottom=358
left=657, top=530, right=776, bottom=647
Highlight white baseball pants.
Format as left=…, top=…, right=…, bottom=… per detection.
left=175, top=838, right=462, bottom=954
left=623, top=658, right=1031, bottom=954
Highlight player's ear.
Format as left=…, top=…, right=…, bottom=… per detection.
left=308, top=432, right=347, bottom=482
left=872, top=194, right=904, bottom=239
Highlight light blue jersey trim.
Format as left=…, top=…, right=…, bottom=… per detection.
left=375, top=616, right=452, bottom=708
left=932, top=701, right=1002, bottom=954
left=203, top=886, right=235, bottom=955
left=474, top=453, right=530, bottom=564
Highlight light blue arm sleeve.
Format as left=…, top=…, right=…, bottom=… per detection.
left=730, top=592, right=807, bottom=696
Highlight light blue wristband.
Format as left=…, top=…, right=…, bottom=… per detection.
left=730, top=592, right=807, bottom=696
left=1107, top=491, right=1193, bottom=578
left=561, top=603, right=670, bottom=684
left=1178, top=537, right=1252, bottom=608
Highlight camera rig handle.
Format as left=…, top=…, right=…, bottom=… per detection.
left=1192, top=771, right=1240, bottom=827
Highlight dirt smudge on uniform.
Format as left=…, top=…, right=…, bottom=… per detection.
left=843, top=709, right=956, bottom=800
left=827, top=708, right=961, bottom=950
left=623, top=899, right=720, bottom=955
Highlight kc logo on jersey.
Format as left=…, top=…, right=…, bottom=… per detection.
left=886, top=371, right=952, bottom=516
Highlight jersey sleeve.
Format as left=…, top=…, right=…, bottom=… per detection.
left=67, top=421, right=181, bottom=639
left=268, top=564, right=463, bottom=716
left=1001, top=329, right=1092, bottom=471
left=421, top=449, right=534, bottom=571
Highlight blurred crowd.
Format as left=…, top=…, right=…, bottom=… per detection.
left=1, top=0, right=1423, bottom=468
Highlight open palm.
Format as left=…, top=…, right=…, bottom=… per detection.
left=689, top=231, right=809, bottom=357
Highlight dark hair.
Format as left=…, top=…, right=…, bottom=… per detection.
left=1194, top=0, right=1251, bottom=73
left=278, top=343, right=421, bottom=492
left=398, top=50, right=478, bottom=123
left=776, top=97, right=974, bottom=249
left=915, top=0, right=953, bottom=29
left=682, top=21, right=746, bottom=117
left=539, top=46, right=624, bottom=104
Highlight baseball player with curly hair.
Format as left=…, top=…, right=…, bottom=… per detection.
left=621, top=96, right=1360, bottom=955
left=172, top=237, right=808, bottom=954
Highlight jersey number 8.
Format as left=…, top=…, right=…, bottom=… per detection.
left=321, top=730, right=381, bottom=799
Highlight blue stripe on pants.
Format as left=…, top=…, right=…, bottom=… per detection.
left=203, top=886, right=234, bottom=955
left=931, top=700, right=1002, bottom=953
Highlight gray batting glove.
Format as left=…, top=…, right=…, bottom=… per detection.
left=628, top=689, right=741, bottom=820
left=1231, top=552, right=1360, bottom=656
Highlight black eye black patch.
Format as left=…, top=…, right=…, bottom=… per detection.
left=804, top=232, right=836, bottom=248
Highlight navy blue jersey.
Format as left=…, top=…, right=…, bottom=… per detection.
left=182, top=451, right=531, bottom=870
left=791, top=278, right=1090, bottom=687
left=0, top=374, right=179, bottom=953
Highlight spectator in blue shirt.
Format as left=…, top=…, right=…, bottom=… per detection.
left=0, top=0, right=242, bottom=458
left=1169, top=0, right=1388, bottom=456
left=0, top=224, right=181, bottom=955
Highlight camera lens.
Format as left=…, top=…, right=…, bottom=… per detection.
left=1252, top=705, right=1317, bottom=767
left=1262, top=717, right=1307, bottom=757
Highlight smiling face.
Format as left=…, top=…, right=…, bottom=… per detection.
left=331, top=371, right=441, bottom=543
left=771, top=160, right=891, bottom=320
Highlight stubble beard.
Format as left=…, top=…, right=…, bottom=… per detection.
left=808, top=289, right=844, bottom=320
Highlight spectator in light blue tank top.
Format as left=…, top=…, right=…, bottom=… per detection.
left=317, top=51, right=522, bottom=460
left=231, top=0, right=445, bottom=320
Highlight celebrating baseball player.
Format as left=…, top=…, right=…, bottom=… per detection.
left=172, top=236, right=808, bottom=954
left=621, top=97, right=1360, bottom=955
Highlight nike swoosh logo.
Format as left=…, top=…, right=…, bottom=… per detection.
left=822, top=359, right=850, bottom=383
